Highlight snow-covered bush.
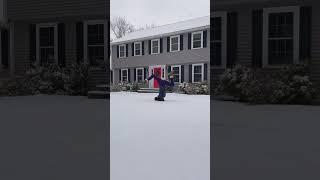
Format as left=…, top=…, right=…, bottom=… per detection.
left=111, top=82, right=147, bottom=92
left=0, top=62, right=90, bottom=96
left=215, top=64, right=317, bottom=104
left=178, top=81, right=209, bottom=95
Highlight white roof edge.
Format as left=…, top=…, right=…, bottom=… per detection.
left=111, top=25, right=210, bottom=46
left=111, top=16, right=210, bottom=45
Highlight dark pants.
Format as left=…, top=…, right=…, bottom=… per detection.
left=158, top=87, right=166, bottom=98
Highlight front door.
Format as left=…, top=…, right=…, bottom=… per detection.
left=153, top=67, right=162, bottom=88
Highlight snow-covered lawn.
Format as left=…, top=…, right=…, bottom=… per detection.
left=110, top=92, right=210, bottom=180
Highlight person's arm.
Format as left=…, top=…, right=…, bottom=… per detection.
left=147, top=74, right=155, bottom=81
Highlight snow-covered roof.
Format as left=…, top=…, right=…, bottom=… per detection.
left=111, top=16, right=210, bottom=45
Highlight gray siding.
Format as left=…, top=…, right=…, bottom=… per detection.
left=7, top=0, right=107, bottom=21
left=111, top=28, right=210, bottom=69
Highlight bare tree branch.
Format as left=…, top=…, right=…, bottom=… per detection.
left=111, top=16, right=135, bottom=39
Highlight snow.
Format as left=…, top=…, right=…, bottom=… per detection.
left=111, top=16, right=210, bottom=44
left=110, top=92, right=210, bottom=180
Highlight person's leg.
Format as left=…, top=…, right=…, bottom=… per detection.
left=158, top=87, right=165, bottom=101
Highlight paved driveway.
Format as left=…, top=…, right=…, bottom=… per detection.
left=212, top=100, right=320, bottom=180
left=0, top=95, right=109, bottom=180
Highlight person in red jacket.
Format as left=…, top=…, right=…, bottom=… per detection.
left=146, top=71, right=174, bottom=101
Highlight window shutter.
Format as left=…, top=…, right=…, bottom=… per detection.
left=160, top=38, right=163, bottom=53
left=227, top=12, right=238, bottom=68
left=134, top=68, right=136, bottom=82
left=76, top=22, right=84, bottom=63
left=126, top=44, right=128, bottom=57
left=188, top=33, right=191, bottom=49
left=142, top=41, right=145, bottom=55
left=181, top=65, right=184, bottom=83
left=252, top=10, right=263, bottom=68
left=117, top=45, right=119, bottom=58
left=167, top=37, right=170, bottom=52
left=29, top=24, right=36, bottom=64
left=110, top=70, right=113, bottom=84
left=148, top=40, right=151, bottom=54
left=204, top=63, right=208, bottom=81
left=132, top=43, right=134, bottom=56
left=168, top=66, right=171, bottom=73
left=300, top=6, right=312, bottom=62
left=119, top=69, right=121, bottom=82
left=58, top=23, right=66, bottom=66
left=189, top=65, right=192, bottom=83
left=203, top=30, right=207, bottom=48
left=180, top=35, right=183, bottom=50
left=128, top=69, right=131, bottom=82
left=144, top=68, right=148, bottom=79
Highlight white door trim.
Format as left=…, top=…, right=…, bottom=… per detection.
left=148, top=65, right=166, bottom=88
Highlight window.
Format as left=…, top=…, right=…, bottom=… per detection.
left=263, top=6, right=300, bottom=66
left=151, top=39, right=160, bottom=54
left=192, top=64, right=204, bottom=83
left=212, top=12, right=227, bottom=68
left=38, top=25, right=57, bottom=64
left=134, top=42, right=142, bottom=56
left=268, top=12, right=293, bottom=64
left=119, top=44, right=126, bottom=58
left=87, top=24, right=105, bottom=65
left=121, top=69, right=128, bottom=82
left=192, top=31, right=203, bottom=49
left=171, top=65, right=181, bottom=83
left=170, top=35, right=180, bottom=52
left=136, top=68, right=144, bottom=83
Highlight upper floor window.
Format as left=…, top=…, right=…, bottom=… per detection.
left=134, top=42, right=142, bottom=56
left=88, top=24, right=105, bottom=65
left=170, top=35, right=180, bottom=52
left=192, top=31, right=203, bottom=49
left=263, top=6, right=300, bottom=66
left=151, top=39, right=160, bottom=54
left=212, top=12, right=227, bottom=68
left=119, top=44, right=126, bottom=58
left=37, top=24, right=58, bottom=65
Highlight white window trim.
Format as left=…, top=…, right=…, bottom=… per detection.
left=170, top=35, right=180, bottom=52
left=171, top=65, right=182, bottom=83
left=263, top=6, right=300, bottom=67
left=135, top=67, right=144, bottom=82
left=121, top=68, right=129, bottom=82
left=36, top=23, right=58, bottom=64
left=151, top=39, right=160, bottom=55
left=134, top=42, right=142, bottom=56
left=192, top=63, right=204, bottom=83
left=212, top=12, right=227, bottom=69
left=191, top=31, right=204, bottom=49
left=118, top=44, right=126, bottom=58
left=83, top=20, right=108, bottom=63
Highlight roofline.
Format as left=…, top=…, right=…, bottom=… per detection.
left=111, top=25, right=210, bottom=46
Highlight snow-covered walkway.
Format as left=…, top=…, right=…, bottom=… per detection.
left=110, top=92, right=210, bottom=180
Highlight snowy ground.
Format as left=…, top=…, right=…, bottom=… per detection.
left=110, top=92, right=210, bottom=180
left=0, top=95, right=108, bottom=180
left=213, top=100, right=320, bottom=180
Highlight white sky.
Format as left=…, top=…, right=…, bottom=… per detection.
left=111, top=0, right=210, bottom=30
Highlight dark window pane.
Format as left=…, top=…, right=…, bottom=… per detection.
left=40, top=48, right=55, bottom=64
left=212, top=17, right=222, bottom=41
left=194, top=74, right=202, bottom=82
left=40, top=27, right=54, bottom=46
left=211, top=42, right=222, bottom=66
left=88, top=24, right=104, bottom=45
left=194, top=66, right=202, bottom=73
left=88, top=46, right=104, bottom=65
left=269, top=12, right=293, bottom=38
left=268, top=39, right=293, bottom=64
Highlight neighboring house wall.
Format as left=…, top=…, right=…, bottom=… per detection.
left=7, top=0, right=107, bottom=20
left=212, top=0, right=320, bottom=83
left=5, top=0, right=109, bottom=75
left=111, top=28, right=210, bottom=84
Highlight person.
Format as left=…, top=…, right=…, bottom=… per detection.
left=146, top=71, right=174, bottom=101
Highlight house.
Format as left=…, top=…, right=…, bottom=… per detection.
left=110, top=16, right=210, bottom=88
left=212, top=0, right=318, bottom=85
left=0, top=0, right=109, bottom=85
